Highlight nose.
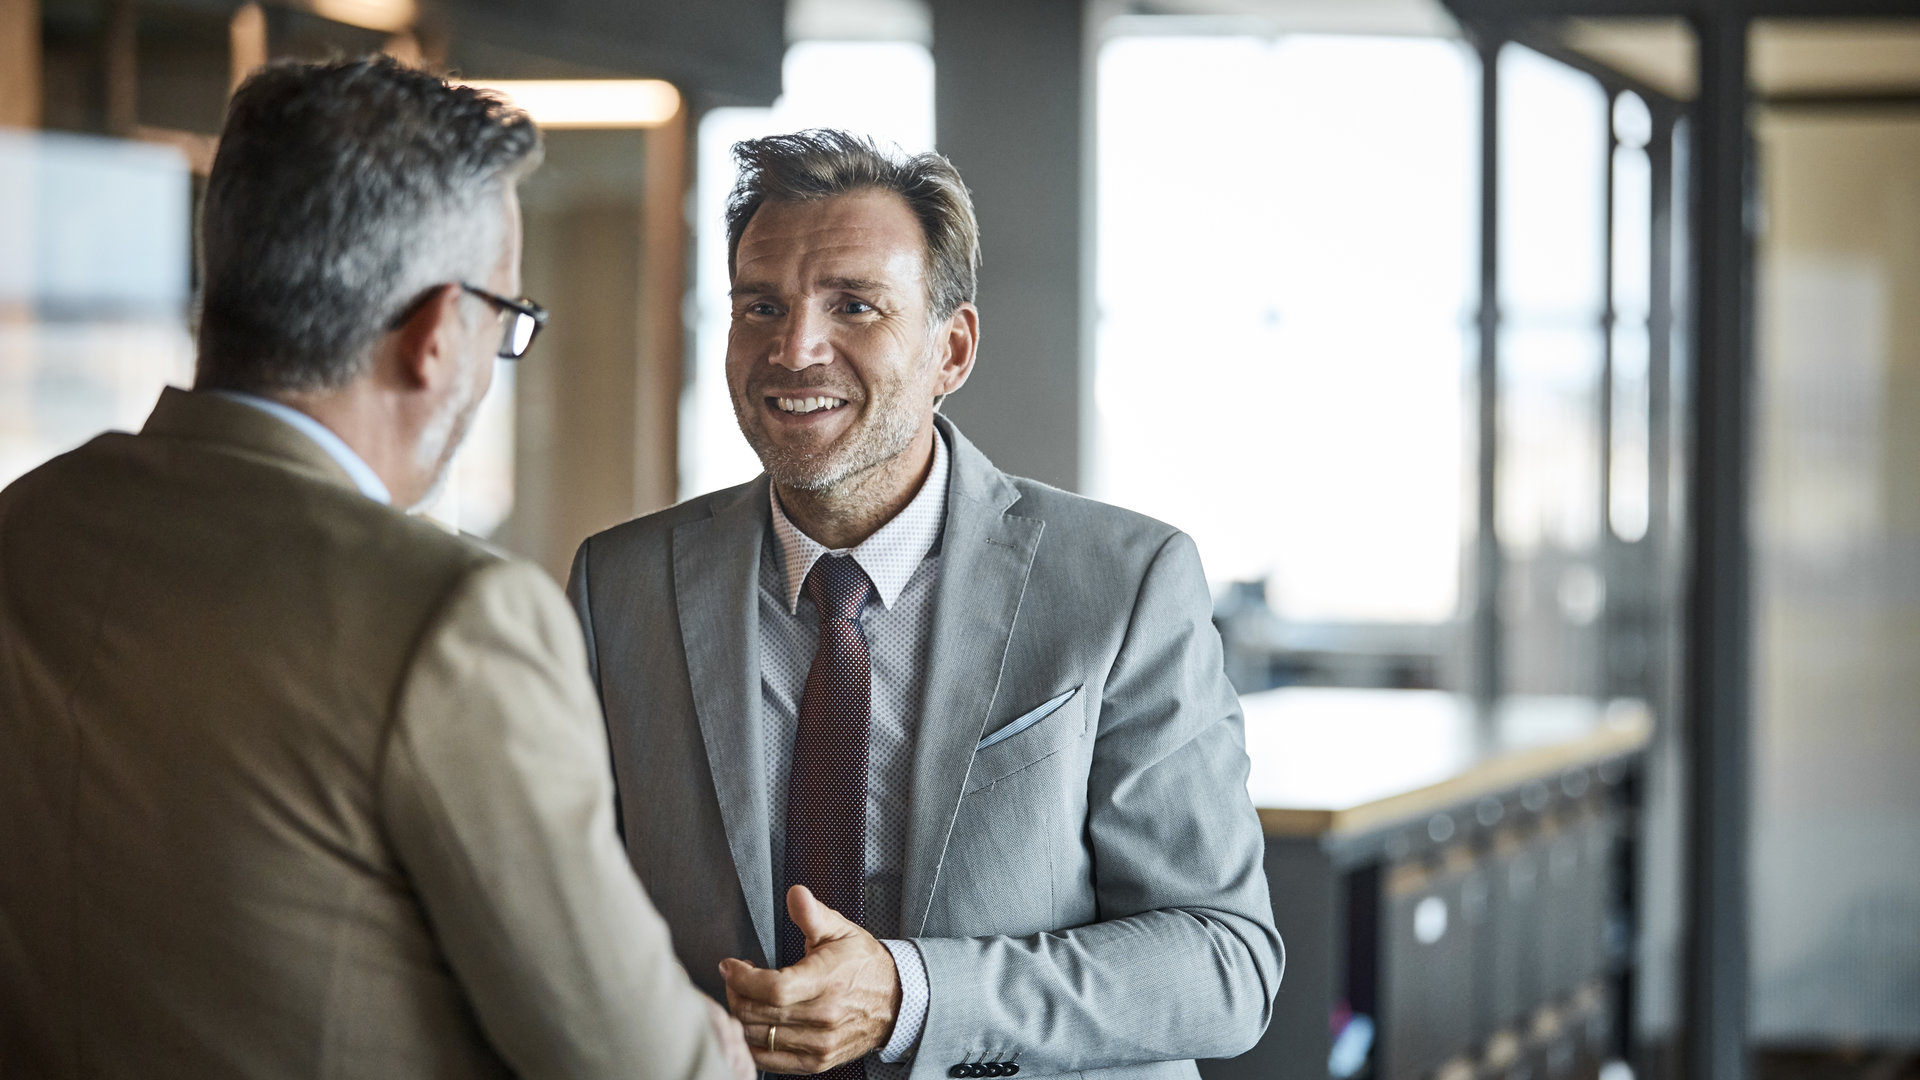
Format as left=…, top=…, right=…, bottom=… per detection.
left=768, top=305, right=833, bottom=372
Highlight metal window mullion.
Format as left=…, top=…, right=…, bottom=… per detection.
left=1600, top=96, right=1620, bottom=702
left=1472, top=30, right=1504, bottom=727
left=1647, top=108, right=1676, bottom=597
left=1681, top=13, right=1754, bottom=1080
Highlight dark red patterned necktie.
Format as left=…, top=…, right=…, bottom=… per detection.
left=780, top=556, right=873, bottom=1080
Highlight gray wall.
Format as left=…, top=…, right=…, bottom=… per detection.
left=931, top=0, right=1092, bottom=492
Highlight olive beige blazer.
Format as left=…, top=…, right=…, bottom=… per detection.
left=0, top=388, right=729, bottom=1080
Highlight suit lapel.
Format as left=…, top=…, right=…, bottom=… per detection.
left=901, top=419, right=1043, bottom=935
left=672, top=480, right=777, bottom=966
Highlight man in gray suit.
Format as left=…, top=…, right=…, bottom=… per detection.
left=567, top=129, right=1282, bottom=1080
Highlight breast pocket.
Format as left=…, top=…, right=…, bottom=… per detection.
left=964, top=687, right=1085, bottom=794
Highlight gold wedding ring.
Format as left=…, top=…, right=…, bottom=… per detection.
left=767, top=1025, right=778, bottom=1053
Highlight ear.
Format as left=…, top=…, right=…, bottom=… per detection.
left=932, top=301, right=979, bottom=400
left=390, top=283, right=467, bottom=391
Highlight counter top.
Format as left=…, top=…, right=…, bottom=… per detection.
left=1241, top=687, right=1653, bottom=839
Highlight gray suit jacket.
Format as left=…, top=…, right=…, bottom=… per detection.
left=0, top=388, right=732, bottom=1080
left=568, top=416, right=1282, bottom=1080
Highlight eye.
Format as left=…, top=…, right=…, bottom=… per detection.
left=841, top=299, right=875, bottom=315
left=743, top=301, right=780, bottom=317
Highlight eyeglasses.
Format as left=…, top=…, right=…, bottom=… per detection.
left=460, top=283, right=548, bottom=359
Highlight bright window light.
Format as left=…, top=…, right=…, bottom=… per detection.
left=1610, top=129, right=1654, bottom=544
left=307, top=0, right=416, bottom=33
left=1496, top=44, right=1610, bottom=557
left=683, top=41, right=935, bottom=499
left=0, top=131, right=194, bottom=492
left=458, top=80, right=682, bottom=129
left=1095, top=34, right=1478, bottom=624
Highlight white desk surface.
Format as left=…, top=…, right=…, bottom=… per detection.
left=1240, top=687, right=1653, bottom=839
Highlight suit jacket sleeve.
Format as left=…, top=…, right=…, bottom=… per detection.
left=378, top=558, right=731, bottom=1080
left=910, top=532, right=1284, bottom=1074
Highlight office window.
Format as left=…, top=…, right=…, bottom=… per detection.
left=1496, top=44, right=1610, bottom=695
left=683, top=41, right=935, bottom=500
left=0, top=132, right=193, bottom=491
left=1610, top=91, right=1655, bottom=545
left=1095, top=33, right=1478, bottom=625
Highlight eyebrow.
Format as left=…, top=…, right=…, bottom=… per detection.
left=820, top=276, right=888, bottom=294
left=729, top=276, right=892, bottom=299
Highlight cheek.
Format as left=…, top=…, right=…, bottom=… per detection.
left=843, top=327, right=927, bottom=385
left=475, top=356, right=496, bottom=401
left=724, top=350, right=755, bottom=399
left=722, top=329, right=748, bottom=377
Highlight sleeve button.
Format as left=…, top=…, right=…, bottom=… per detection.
left=948, top=1068, right=967, bottom=1079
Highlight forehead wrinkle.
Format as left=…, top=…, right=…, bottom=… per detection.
left=732, top=194, right=930, bottom=304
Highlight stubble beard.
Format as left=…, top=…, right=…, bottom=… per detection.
left=408, top=352, right=486, bottom=514
left=736, top=371, right=927, bottom=498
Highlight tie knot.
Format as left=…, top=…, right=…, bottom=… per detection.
left=805, top=555, right=873, bottom=623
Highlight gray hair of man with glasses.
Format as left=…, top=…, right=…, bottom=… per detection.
left=195, top=56, right=543, bottom=394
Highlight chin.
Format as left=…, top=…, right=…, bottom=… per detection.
left=764, top=449, right=856, bottom=493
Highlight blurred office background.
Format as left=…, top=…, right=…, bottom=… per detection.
left=2, top=2, right=1916, bottom=1080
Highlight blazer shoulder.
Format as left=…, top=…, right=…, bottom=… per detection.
left=1002, top=475, right=1184, bottom=558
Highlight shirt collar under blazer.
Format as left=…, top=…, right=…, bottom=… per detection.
left=766, top=427, right=951, bottom=614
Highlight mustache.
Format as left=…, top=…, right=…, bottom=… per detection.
left=746, top=373, right=862, bottom=399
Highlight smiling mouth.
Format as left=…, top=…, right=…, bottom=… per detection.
left=770, top=395, right=848, bottom=415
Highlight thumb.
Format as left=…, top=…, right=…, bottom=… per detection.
left=787, top=884, right=857, bottom=948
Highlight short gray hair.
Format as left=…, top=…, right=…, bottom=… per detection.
left=196, top=56, right=542, bottom=394
left=725, top=129, right=979, bottom=322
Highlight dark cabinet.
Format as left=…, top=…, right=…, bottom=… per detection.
left=1208, top=692, right=1649, bottom=1080
left=1207, top=766, right=1639, bottom=1080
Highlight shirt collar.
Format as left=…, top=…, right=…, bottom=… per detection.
left=207, top=391, right=392, bottom=505
left=768, top=428, right=949, bottom=615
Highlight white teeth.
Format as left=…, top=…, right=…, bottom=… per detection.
left=775, top=396, right=844, bottom=414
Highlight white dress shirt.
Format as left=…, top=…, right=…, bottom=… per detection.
left=207, top=390, right=391, bottom=505
left=759, top=430, right=948, bottom=1069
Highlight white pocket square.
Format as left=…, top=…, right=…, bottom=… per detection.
left=976, top=688, right=1079, bottom=751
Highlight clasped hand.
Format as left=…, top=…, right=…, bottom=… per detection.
left=720, top=885, right=902, bottom=1074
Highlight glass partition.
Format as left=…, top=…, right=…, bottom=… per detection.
left=1751, top=93, right=1920, bottom=1049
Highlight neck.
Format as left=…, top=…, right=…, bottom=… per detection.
left=264, top=385, right=423, bottom=507
left=776, top=425, right=936, bottom=550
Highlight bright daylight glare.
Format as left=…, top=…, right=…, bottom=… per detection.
left=1095, top=34, right=1478, bottom=624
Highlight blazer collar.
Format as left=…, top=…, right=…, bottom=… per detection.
left=900, top=413, right=1042, bottom=934
left=672, top=476, right=778, bottom=964
left=140, top=386, right=361, bottom=495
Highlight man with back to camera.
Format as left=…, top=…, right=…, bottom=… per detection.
left=0, top=57, right=751, bottom=1079
left=566, top=129, right=1284, bottom=1080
